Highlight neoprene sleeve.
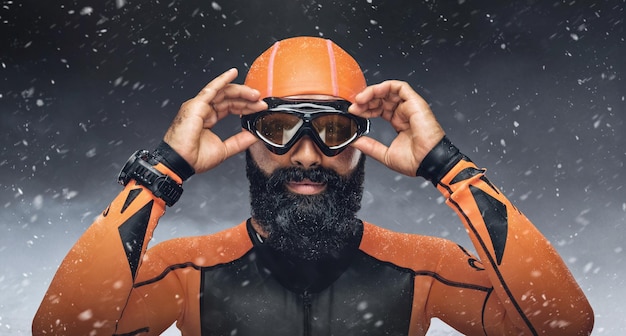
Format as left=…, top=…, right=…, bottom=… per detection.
left=432, top=155, right=593, bottom=335
left=32, top=162, right=181, bottom=334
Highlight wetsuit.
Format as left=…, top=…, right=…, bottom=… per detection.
left=33, top=140, right=593, bottom=335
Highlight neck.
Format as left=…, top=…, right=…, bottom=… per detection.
left=250, top=217, right=269, bottom=239
left=246, top=219, right=363, bottom=293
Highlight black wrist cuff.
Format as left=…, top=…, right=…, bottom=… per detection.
left=118, top=150, right=183, bottom=206
left=153, top=141, right=195, bottom=181
left=416, top=136, right=466, bottom=185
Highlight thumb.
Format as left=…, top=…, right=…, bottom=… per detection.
left=351, top=136, right=389, bottom=165
left=222, top=130, right=259, bottom=159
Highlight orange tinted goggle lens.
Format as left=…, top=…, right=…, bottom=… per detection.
left=256, top=112, right=358, bottom=147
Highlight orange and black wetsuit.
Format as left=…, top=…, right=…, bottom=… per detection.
left=33, top=138, right=593, bottom=335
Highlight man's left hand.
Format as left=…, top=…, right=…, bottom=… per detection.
left=349, top=80, right=445, bottom=176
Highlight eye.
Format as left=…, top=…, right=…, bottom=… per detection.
left=313, top=115, right=357, bottom=146
left=256, top=113, right=302, bottom=145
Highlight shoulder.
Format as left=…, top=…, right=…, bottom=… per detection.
left=359, top=221, right=460, bottom=271
left=145, top=221, right=253, bottom=267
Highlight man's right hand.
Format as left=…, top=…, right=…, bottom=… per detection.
left=163, top=68, right=267, bottom=174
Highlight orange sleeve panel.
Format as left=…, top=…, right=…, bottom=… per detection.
left=32, top=164, right=180, bottom=335
left=433, top=158, right=594, bottom=335
left=114, top=222, right=253, bottom=336
left=360, top=222, right=496, bottom=336
left=360, top=156, right=594, bottom=335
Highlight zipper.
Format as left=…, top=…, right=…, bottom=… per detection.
left=302, top=290, right=312, bottom=336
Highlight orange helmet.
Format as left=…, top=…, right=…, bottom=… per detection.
left=244, top=36, right=366, bottom=102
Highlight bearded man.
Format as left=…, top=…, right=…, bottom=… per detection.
left=33, top=36, right=593, bottom=336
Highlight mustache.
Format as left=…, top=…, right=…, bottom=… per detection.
left=265, top=166, right=342, bottom=190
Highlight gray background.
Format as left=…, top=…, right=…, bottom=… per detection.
left=1, top=0, right=624, bottom=334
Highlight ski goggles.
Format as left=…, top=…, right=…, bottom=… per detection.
left=242, top=97, right=370, bottom=156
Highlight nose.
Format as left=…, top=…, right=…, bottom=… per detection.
left=289, top=136, right=323, bottom=169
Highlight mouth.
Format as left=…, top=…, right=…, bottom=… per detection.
left=285, top=179, right=327, bottom=195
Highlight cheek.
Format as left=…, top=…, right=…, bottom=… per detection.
left=348, top=149, right=363, bottom=169
left=248, top=142, right=283, bottom=174
left=329, top=148, right=362, bottom=175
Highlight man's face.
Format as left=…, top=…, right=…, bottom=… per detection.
left=245, top=95, right=364, bottom=183
left=246, top=104, right=366, bottom=260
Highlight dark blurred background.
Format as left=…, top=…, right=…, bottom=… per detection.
left=1, top=0, right=624, bottom=334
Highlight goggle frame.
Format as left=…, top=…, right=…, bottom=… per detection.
left=242, top=97, right=370, bottom=156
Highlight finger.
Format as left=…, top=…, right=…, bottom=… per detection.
left=349, top=90, right=375, bottom=115
left=352, top=84, right=378, bottom=105
left=211, top=85, right=262, bottom=110
left=227, top=99, right=268, bottom=116
left=211, top=96, right=267, bottom=117
left=219, top=83, right=264, bottom=102
left=349, top=98, right=384, bottom=119
left=350, top=81, right=398, bottom=117
left=350, top=96, right=397, bottom=121
left=355, top=81, right=396, bottom=102
left=209, top=84, right=265, bottom=118
left=195, top=68, right=239, bottom=102
left=380, top=99, right=400, bottom=122
left=350, top=106, right=380, bottom=119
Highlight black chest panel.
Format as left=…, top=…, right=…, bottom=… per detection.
left=200, top=248, right=414, bottom=336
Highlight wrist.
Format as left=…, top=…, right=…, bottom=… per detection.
left=118, top=150, right=184, bottom=207
left=416, top=136, right=468, bottom=185
left=153, top=141, right=195, bottom=181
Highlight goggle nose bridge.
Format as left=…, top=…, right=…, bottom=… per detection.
left=279, top=117, right=323, bottom=147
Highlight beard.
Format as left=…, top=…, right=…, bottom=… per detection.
left=246, top=151, right=365, bottom=261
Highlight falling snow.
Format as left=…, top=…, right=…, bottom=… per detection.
left=1, top=0, right=624, bottom=334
